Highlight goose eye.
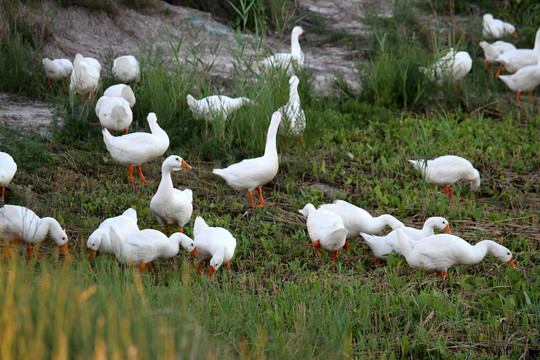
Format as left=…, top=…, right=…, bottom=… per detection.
left=62, top=237, right=66, bottom=241
left=176, top=157, right=180, bottom=161
left=507, top=252, right=510, bottom=255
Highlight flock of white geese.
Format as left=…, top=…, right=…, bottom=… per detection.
left=2, top=13, right=531, bottom=278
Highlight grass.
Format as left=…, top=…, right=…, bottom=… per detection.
left=0, top=0, right=539, bottom=358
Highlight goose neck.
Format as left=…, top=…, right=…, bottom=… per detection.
left=263, top=119, right=280, bottom=157
left=291, top=34, right=302, bottom=56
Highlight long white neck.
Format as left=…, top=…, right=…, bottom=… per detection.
left=465, top=241, right=493, bottom=264
left=157, top=165, right=174, bottom=194
left=291, top=33, right=302, bottom=57
left=289, top=83, right=300, bottom=103
left=162, top=237, right=181, bottom=259
left=263, top=119, right=280, bottom=158
left=420, top=220, right=437, bottom=236
left=374, top=215, right=404, bottom=231
left=30, top=217, right=56, bottom=242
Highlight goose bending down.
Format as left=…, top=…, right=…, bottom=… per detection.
left=150, top=155, right=193, bottom=235
left=193, top=216, right=237, bottom=276
left=186, top=94, right=254, bottom=122
left=396, top=230, right=515, bottom=279
left=482, top=14, right=517, bottom=39
left=260, top=26, right=305, bottom=74
left=495, top=28, right=540, bottom=76
left=103, top=84, right=136, bottom=108
left=70, top=54, right=101, bottom=102
left=0, top=205, right=68, bottom=259
left=359, top=216, right=451, bottom=264
left=281, top=75, right=306, bottom=143
left=95, top=96, right=133, bottom=134
left=110, top=227, right=196, bottom=273
left=499, top=61, right=540, bottom=105
left=102, top=112, right=170, bottom=183
left=421, top=49, right=472, bottom=83
left=42, top=58, right=72, bottom=88
left=299, top=203, right=348, bottom=262
left=409, top=155, right=480, bottom=198
left=319, top=200, right=404, bottom=239
left=113, top=55, right=140, bottom=83
left=86, top=208, right=139, bottom=258
left=0, top=151, right=17, bottom=202
left=479, top=41, right=516, bottom=74
left=213, top=110, right=282, bottom=208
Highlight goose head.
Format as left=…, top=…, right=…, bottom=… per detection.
left=292, top=26, right=305, bottom=37
left=162, top=155, right=191, bottom=172
left=172, top=232, right=198, bottom=257
left=209, top=251, right=225, bottom=276
left=298, top=203, right=316, bottom=218
left=489, top=243, right=515, bottom=268
left=86, top=228, right=105, bottom=258
left=289, top=75, right=300, bottom=87
left=51, top=225, right=69, bottom=255
left=428, top=217, right=451, bottom=233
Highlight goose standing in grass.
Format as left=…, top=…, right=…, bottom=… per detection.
left=495, top=28, right=540, bottom=76
left=213, top=110, right=282, bottom=208
left=360, top=217, right=451, bottom=264
left=409, top=155, right=480, bottom=198
left=299, top=203, right=348, bottom=263
left=110, top=227, right=196, bottom=273
left=0, top=151, right=17, bottom=202
left=0, top=205, right=68, bottom=259
left=70, top=53, right=101, bottom=102
left=499, top=61, right=540, bottom=106
left=482, top=13, right=517, bottom=39
left=95, top=95, right=133, bottom=134
left=396, top=230, right=515, bottom=279
left=86, top=208, right=139, bottom=258
left=421, top=49, right=472, bottom=83
left=150, top=155, right=193, bottom=235
left=186, top=94, right=254, bottom=122
left=319, top=200, right=404, bottom=239
left=103, top=84, right=136, bottom=108
left=113, top=55, right=140, bottom=83
left=192, top=216, right=236, bottom=276
left=479, top=40, right=516, bottom=74
left=42, top=58, right=72, bottom=88
left=260, top=26, right=305, bottom=74
left=281, top=75, right=306, bottom=143
left=102, top=112, right=169, bottom=183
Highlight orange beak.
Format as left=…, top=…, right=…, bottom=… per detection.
left=191, top=248, right=198, bottom=257
left=88, top=248, right=96, bottom=259
left=512, top=31, right=517, bottom=37
left=507, top=258, right=515, bottom=269
left=209, top=266, right=216, bottom=276
left=444, top=224, right=451, bottom=233
left=59, top=243, right=68, bottom=255
left=181, top=159, right=191, bottom=169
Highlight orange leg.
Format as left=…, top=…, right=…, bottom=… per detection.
left=48, top=78, right=52, bottom=88
left=88, top=91, right=94, bottom=103
left=198, top=262, right=203, bottom=276
left=313, top=240, right=322, bottom=257
left=4, top=245, right=9, bottom=259
left=139, top=262, right=146, bottom=273
left=483, top=60, right=492, bottom=74
left=27, top=244, right=32, bottom=260
left=529, top=91, right=533, bottom=103
left=444, top=185, right=454, bottom=198
left=247, top=191, right=256, bottom=208
left=146, top=263, right=153, bottom=272
left=1, top=186, right=5, bottom=200
left=298, top=135, right=304, bottom=145
left=437, top=271, right=449, bottom=279
left=136, top=165, right=153, bottom=183
left=373, top=258, right=380, bottom=265
left=78, top=94, right=84, bottom=102
left=495, top=65, right=505, bottom=78
left=516, top=91, right=522, bottom=107
left=124, top=129, right=128, bottom=135
left=256, top=187, right=270, bottom=207
left=226, top=262, right=231, bottom=271
left=343, top=240, right=349, bottom=251
left=179, top=227, right=184, bottom=233
left=165, top=228, right=171, bottom=236
left=332, top=250, right=339, bottom=263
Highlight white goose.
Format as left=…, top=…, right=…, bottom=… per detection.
left=396, top=230, right=515, bottom=279
left=213, top=110, right=282, bottom=208
left=193, top=216, right=237, bottom=276
left=281, top=75, right=306, bottom=143
left=482, top=13, right=517, bottom=39
left=110, top=227, right=196, bottom=273
left=499, top=61, right=540, bottom=105
left=299, top=203, right=348, bottom=262
left=70, top=54, right=101, bottom=102
left=0, top=204, right=68, bottom=259
left=495, top=28, right=540, bottom=75
left=150, top=155, right=193, bottom=235
left=186, top=94, right=253, bottom=122
left=42, top=58, right=72, bottom=88
left=102, top=112, right=170, bottom=183
left=113, top=55, right=140, bottom=83
left=409, top=155, right=480, bottom=198
left=260, top=26, right=305, bottom=74
left=360, top=216, right=451, bottom=264
left=86, top=208, right=139, bottom=258
left=421, top=49, right=472, bottom=83
left=95, top=95, right=133, bottom=134
left=103, top=84, right=136, bottom=108
left=319, top=200, right=404, bottom=239
left=0, top=151, right=17, bottom=202
left=479, top=40, right=516, bottom=74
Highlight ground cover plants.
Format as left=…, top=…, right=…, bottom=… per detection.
left=0, top=0, right=538, bottom=358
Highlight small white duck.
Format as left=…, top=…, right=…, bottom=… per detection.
left=359, top=216, right=451, bottom=264
left=482, top=13, right=517, bottom=39
left=186, top=94, right=254, bottom=122
left=150, top=155, right=193, bottom=235
left=281, top=75, right=306, bottom=143
left=102, top=112, right=170, bottom=183
left=495, top=28, right=540, bottom=76
left=113, top=55, right=140, bottom=83
left=396, top=230, right=516, bottom=279
left=421, top=49, right=472, bottom=83
left=193, top=216, right=237, bottom=276
left=0, top=151, right=17, bottom=202
left=479, top=40, right=516, bottom=74
left=110, top=227, right=196, bottom=273
left=103, top=84, right=136, bottom=108
left=95, top=95, right=133, bottom=134
left=319, top=200, right=404, bottom=239
left=260, top=26, right=305, bottom=74
left=299, top=203, right=348, bottom=262
left=86, top=208, right=139, bottom=258
left=213, top=110, right=282, bottom=208
left=499, top=61, right=540, bottom=106
left=70, top=54, right=101, bottom=102
left=42, top=58, right=72, bottom=88
left=0, top=204, right=68, bottom=259
left=409, top=155, right=480, bottom=198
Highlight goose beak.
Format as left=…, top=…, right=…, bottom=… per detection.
left=444, top=224, right=451, bottom=233
left=209, top=266, right=216, bottom=276
left=59, top=243, right=68, bottom=255
left=507, top=258, right=515, bottom=269
left=191, top=248, right=198, bottom=257
left=88, top=248, right=96, bottom=259
left=182, top=159, right=192, bottom=169
left=302, top=29, right=306, bottom=34
left=512, top=31, right=517, bottom=37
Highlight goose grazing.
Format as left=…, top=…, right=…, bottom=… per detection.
left=70, top=54, right=101, bottom=102
left=193, top=216, right=236, bottom=276
left=281, top=75, right=306, bottom=143
left=421, top=49, right=472, bottom=83
left=86, top=208, right=139, bottom=258
left=409, top=155, right=480, bottom=198
left=213, top=110, right=282, bottom=208
left=260, top=26, right=305, bottom=74
left=0, top=205, right=68, bottom=259
left=299, top=203, right=348, bottom=262
left=42, top=58, right=72, bottom=88
left=102, top=112, right=170, bottom=183
left=110, top=227, right=196, bottom=273
left=499, top=61, right=540, bottom=105
left=482, top=13, right=517, bottom=39
left=186, top=94, right=253, bottom=122
left=479, top=40, right=516, bottom=74
left=113, top=55, right=140, bottom=83
left=95, top=95, right=133, bottom=134
left=150, top=155, right=193, bottom=235
left=103, top=84, right=136, bottom=108
left=495, top=28, right=540, bottom=76
left=359, top=216, right=451, bottom=264
left=0, top=151, right=17, bottom=202
left=319, top=200, right=404, bottom=239
left=396, top=230, right=515, bottom=279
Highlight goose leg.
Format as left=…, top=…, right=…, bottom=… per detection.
left=27, top=244, right=32, bottom=260
left=146, top=263, right=153, bottom=272
left=529, top=91, right=533, bottom=103
left=4, top=245, right=9, bottom=259
left=373, top=258, right=380, bottom=265
left=178, top=227, right=184, bottom=233
left=136, top=165, right=153, bottom=183
left=437, top=271, right=449, bottom=279
left=1, top=186, right=5, bottom=201
left=444, top=186, right=454, bottom=198
left=516, top=91, right=522, bottom=107
left=124, top=129, right=128, bottom=135
left=48, top=78, right=52, bottom=88
left=298, top=135, right=304, bottom=145
left=313, top=240, right=322, bottom=257
left=256, top=187, right=270, bottom=207
left=198, top=262, right=203, bottom=276
left=483, top=60, right=492, bottom=74
left=332, top=250, right=339, bottom=263
left=247, top=191, right=256, bottom=208
left=226, top=262, right=231, bottom=271
left=128, top=165, right=135, bottom=183
left=139, top=262, right=146, bottom=273
left=343, top=240, right=349, bottom=251
left=165, top=228, right=171, bottom=236
left=495, top=65, right=504, bottom=78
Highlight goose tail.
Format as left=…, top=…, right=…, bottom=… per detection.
left=194, top=216, right=209, bottom=237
